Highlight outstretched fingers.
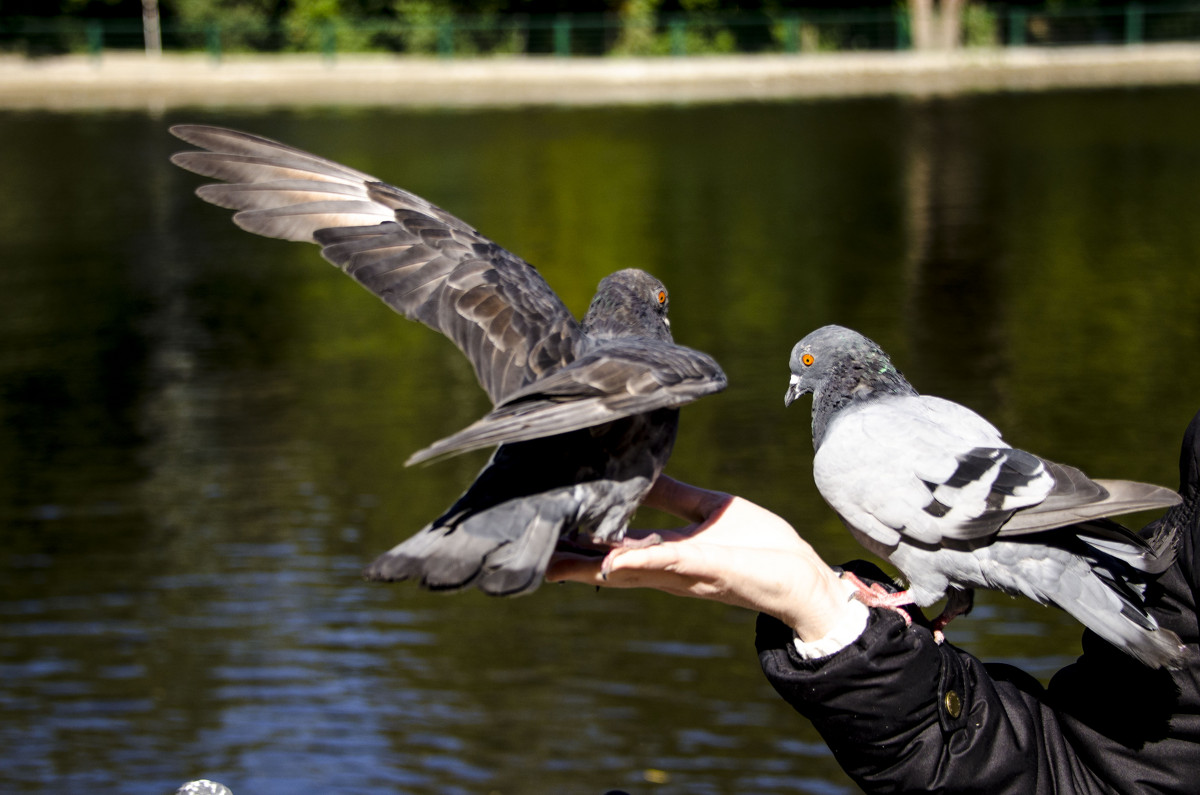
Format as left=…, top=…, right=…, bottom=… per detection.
left=546, top=541, right=704, bottom=592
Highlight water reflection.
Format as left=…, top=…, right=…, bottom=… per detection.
left=1, top=90, right=1199, bottom=793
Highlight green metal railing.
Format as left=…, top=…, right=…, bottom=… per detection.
left=2, top=5, right=1200, bottom=61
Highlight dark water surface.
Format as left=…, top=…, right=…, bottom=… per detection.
left=3, top=88, right=1200, bottom=794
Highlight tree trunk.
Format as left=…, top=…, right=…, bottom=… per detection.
left=910, top=0, right=934, bottom=51
left=143, top=0, right=162, bottom=58
left=909, top=0, right=963, bottom=51
left=939, top=0, right=964, bottom=50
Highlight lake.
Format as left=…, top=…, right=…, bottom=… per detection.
left=2, top=86, right=1200, bottom=794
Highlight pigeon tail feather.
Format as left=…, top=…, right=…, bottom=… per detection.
left=995, top=534, right=1188, bottom=669
left=362, top=492, right=573, bottom=596
left=1054, top=575, right=1188, bottom=669
left=1073, top=517, right=1179, bottom=575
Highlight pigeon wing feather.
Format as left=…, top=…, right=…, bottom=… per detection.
left=816, top=396, right=1055, bottom=547
left=170, top=124, right=584, bottom=405
left=995, top=466, right=1181, bottom=535
left=407, top=340, right=727, bottom=464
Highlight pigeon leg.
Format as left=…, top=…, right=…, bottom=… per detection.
left=598, top=533, right=665, bottom=579
left=930, top=587, right=974, bottom=644
left=840, top=571, right=914, bottom=627
left=615, top=532, right=665, bottom=550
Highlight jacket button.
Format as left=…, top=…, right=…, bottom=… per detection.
left=943, top=689, right=962, bottom=719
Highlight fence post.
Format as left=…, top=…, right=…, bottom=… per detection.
left=320, top=21, right=337, bottom=60
left=86, top=19, right=103, bottom=59
left=669, top=17, right=686, bottom=56
left=437, top=18, right=454, bottom=57
left=1008, top=9, right=1026, bottom=46
left=782, top=13, right=800, bottom=53
left=554, top=14, right=571, bottom=57
left=1126, top=3, right=1144, bottom=45
left=895, top=8, right=911, bottom=50
left=206, top=22, right=221, bottom=62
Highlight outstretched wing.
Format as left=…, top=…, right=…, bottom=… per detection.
left=407, top=340, right=727, bottom=464
left=170, top=124, right=583, bottom=405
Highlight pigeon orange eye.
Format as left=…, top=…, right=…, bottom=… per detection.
left=802, top=354, right=815, bottom=366
left=656, top=290, right=667, bottom=305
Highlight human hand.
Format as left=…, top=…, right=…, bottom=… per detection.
left=545, top=476, right=858, bottom=643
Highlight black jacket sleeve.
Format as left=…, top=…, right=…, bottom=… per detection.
left=757, top=409, right=1200, bottom=794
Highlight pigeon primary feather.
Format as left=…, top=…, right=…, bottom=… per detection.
left=785, top=324, right=1185, bottom=668
left=170, top=124, right=726, bottom=597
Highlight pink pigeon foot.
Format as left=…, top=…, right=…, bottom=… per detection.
left=840, top=571, right=915, bottom=627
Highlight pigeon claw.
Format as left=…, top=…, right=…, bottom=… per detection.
left=599, top=550, right=618, bottom=581
left=928, top=587, right=974, bottom=645
left=840, top=571, right=915, bottom=628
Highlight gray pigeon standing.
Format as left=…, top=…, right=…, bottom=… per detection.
left=170, top=125, right=726, bottom=596
left=785, top=324, right=1186, bottom=668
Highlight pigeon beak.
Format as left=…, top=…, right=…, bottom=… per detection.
left=784, top=374, right=803, bottom=407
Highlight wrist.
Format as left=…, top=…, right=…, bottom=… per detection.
left=790, top=592, right=869, bottom=659
left=784, top=565, right=865, bottom=643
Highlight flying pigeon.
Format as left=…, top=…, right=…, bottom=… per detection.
left=784, top=324, right=1185, bottom=668
left=170, top=125, right=726, bottom=597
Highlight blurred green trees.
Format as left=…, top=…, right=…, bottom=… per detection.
left=1, top=0, right=1192, bottom=56
left=5, top=0, right=1175, bottom=24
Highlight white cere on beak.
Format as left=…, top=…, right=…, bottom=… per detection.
left=784, top=373, right=804, bottom=407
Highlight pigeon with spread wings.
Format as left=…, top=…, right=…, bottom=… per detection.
left=170, top=125, right=726, bottom=596
left=785, top=324, right=1185, bottom=668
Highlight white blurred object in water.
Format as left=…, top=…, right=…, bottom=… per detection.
left=176, top=781, right=231, bottom=795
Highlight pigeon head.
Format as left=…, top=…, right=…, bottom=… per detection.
left=785, top=325, right=916, bottom=446
left=582, top=269, right=673, bottom=342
